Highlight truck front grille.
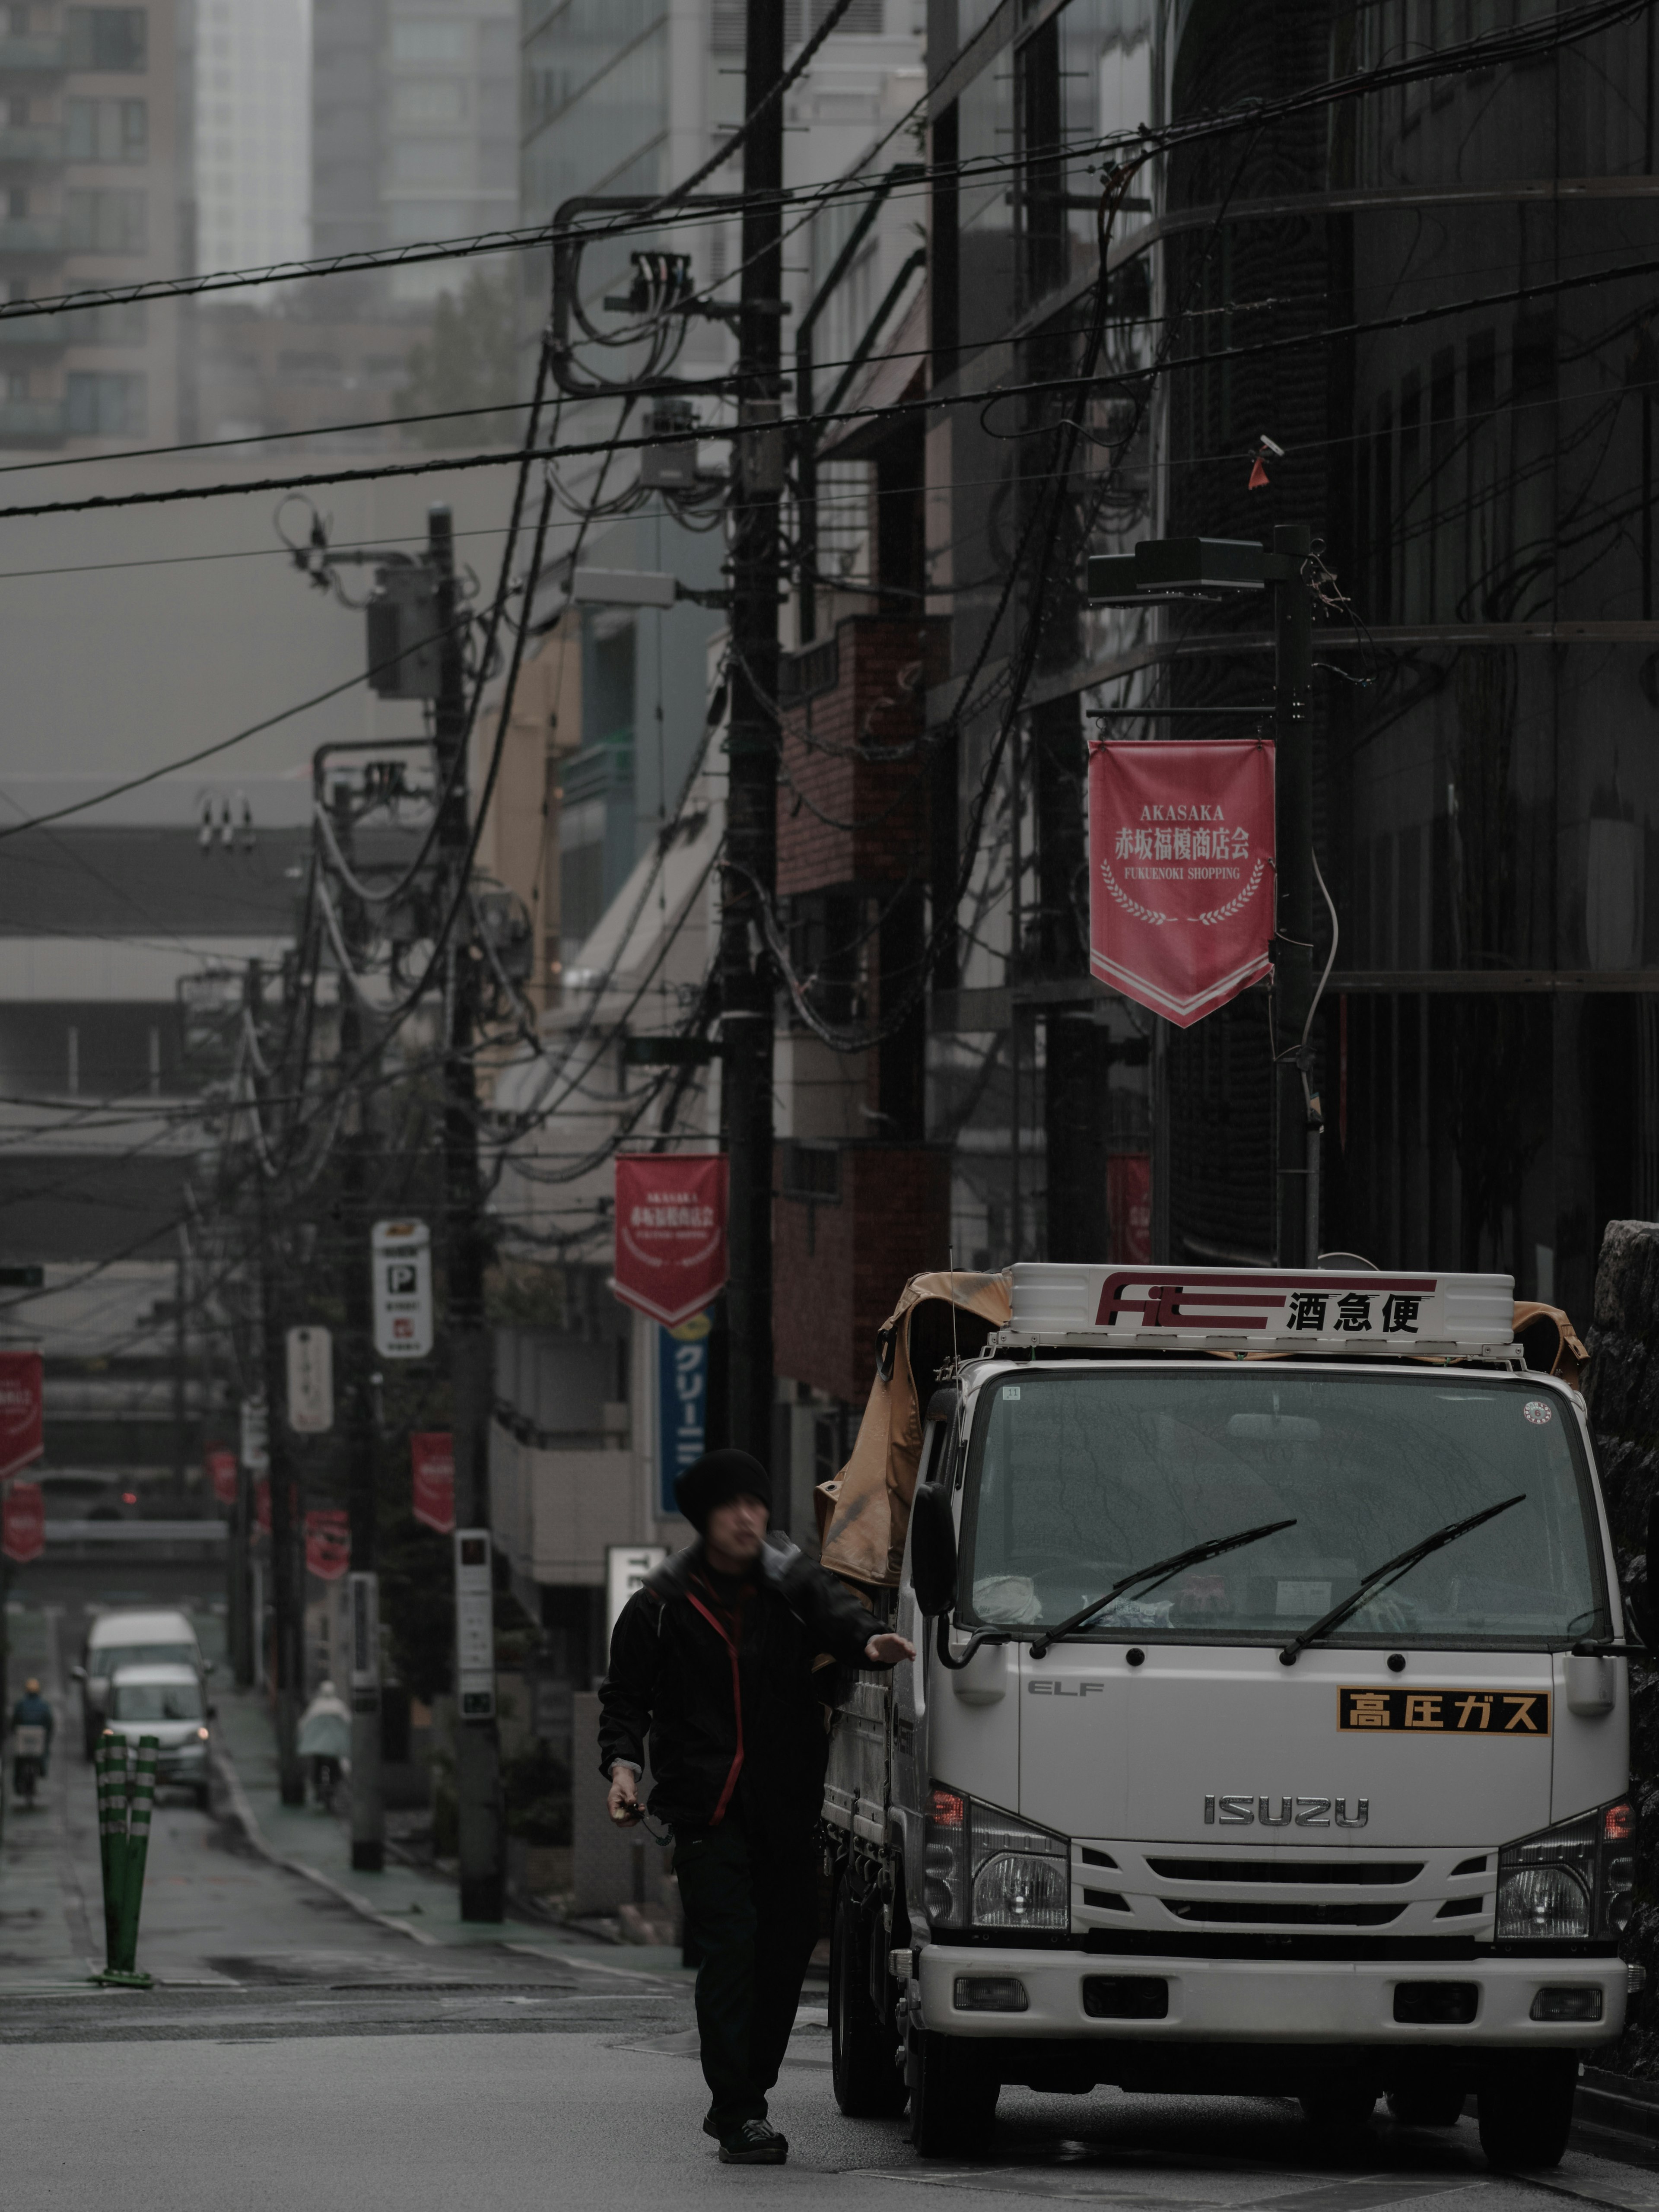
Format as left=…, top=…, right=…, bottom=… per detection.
left=1145, top=1857, right=1423, bottom=1886
left=1162, top=1898, right=1405, bottom=1926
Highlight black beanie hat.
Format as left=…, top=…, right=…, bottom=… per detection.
left=675, top=1447, right=772, bottom=1533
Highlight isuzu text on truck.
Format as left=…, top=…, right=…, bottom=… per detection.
left=820, top=1264, right=1641, bottom=2171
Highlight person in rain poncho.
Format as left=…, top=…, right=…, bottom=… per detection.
left=297, top=1678, right=351, bottom=1810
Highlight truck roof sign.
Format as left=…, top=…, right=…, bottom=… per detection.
left=999, top=1264, right=1517, bottom=1359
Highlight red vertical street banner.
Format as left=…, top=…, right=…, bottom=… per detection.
left=411, top=1432, right=455, bottom=1535
left=0, top=1348, right=43, bottom=1482
left=1089, top=739, right=1276, bottom=1027
left=1107, top=1154, right=1152, bottom=1262
left=613, top=1154, right=729, bottom=1327
left=305, top=1507, right=350, bottom=1581
left=206, top=1449, right=238, bottom=1506
left=2, top=1478, right=44, bottom=1564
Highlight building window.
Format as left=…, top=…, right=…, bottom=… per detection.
left=5, top=186, right=23, bottom=218
left=4, top=369, right=26, bottom=399
left=64, top=96, right=147, bottom=161
left=66, top=7, right=148, bottom=71
left=389, top=19, right=468, bottom=63
left=391, top=77, right=466, bottom=125
left=60, top=297, right=146, bottom=343
left=64, top=187, right=146, bottom=251
left=6, top=93, right=26, bottom=124
left=6, top=5, right=27, bottom=33
left=66, top=369, right=145, bottom=434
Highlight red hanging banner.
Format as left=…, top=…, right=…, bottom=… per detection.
left=410, top=1432, right=455, bottom=1535
left=1089, top=738, right=1276, bottom=1027
left=613, top=1154, right=729, bottom=1327
left=206, top=1449, right=238, bottom=1506
left=2, top=1478, right=44, bottom=1564
left=305, top=1507, right=350, bottom=1582
left=0, top=1349, right=43, bottom=1483
left=254, top=1478, right=271, bottom=1535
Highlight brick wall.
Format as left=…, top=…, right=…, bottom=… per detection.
left=773, top=1144, right=951, bottom=1403
left=777, top=617, right=949, bottom=897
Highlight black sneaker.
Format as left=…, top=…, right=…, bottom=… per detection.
left=702, top=2110, right=721, bottom=2141
left=718, top=2120, right=788, bottom=2165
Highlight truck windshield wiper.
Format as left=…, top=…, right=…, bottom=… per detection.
left=1278, top=1493, right=1525, bottom=1666
left=1027, top=1519, right=1297, bottom=1660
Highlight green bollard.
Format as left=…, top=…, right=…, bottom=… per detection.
left=95, top=1733, right=127, bottom=1971
left=117, top=1736, right=159, bottom=1975
left=92, top=1731, right=154, bottom=1988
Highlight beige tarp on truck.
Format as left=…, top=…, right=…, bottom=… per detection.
left=815, top=1271, right=1589, bottom=1593
left=817, top=1270, right=1011, bottom=1589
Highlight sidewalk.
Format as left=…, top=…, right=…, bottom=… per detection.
left=212, top=1686, right=694, bottom=1979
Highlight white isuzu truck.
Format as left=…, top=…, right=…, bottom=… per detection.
left=820, top=1262, right=1641, bottom=2171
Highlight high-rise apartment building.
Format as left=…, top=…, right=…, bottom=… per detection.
left=312, top=0, right=515, bottom=298
left=0, top=0, right=188, bottom=448
left=194, top=0, right=308, bottom=276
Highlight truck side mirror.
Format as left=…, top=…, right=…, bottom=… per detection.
left=909, top=1482, right=959, bottom=1618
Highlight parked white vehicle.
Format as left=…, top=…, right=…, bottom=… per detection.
left=74, top=1608, right=207, bottom=1758
left=823, top=1264, right=1639, bottom=2173
left=102, top=1663, right=212, bottom=1809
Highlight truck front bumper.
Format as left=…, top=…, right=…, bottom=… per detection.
left=915, top=1945, right=1627, bottom=2047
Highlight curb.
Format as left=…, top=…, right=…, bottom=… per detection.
left=210, top=1743, right=440, bottom=1948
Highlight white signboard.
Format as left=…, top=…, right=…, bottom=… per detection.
left=239, top=1394, right=269, bottom=1472
left=348, top=1570, right=380, bottom=1705
left=454, top=1528, right=495, bottom=1721
left=286, top=1325, right=335, bottom=1433
left=607, top=1544, right=668, bottom=1645
left=372, top=1219, right=433, bottom=1360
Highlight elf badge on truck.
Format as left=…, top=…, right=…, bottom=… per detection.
left=819, top=1264, right=1643, bottom=2171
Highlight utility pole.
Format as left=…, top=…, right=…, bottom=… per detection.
left=248, top=962, right=304, bottom=1803
left=1271, top=523, right=1317, bottom=1268
left=720, top=0, right=785, bottom=1463
left=1084, top=528, right=1322, bottom=1265
left=332, top=779, right=385, bottom=1873
left=431, top=504, right=505, bottom=1922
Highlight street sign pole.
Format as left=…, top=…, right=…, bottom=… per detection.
left=1271, top=523, right=1316, bottom=1267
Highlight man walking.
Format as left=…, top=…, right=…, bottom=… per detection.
left=601, top=1446, right=913, bottom=2164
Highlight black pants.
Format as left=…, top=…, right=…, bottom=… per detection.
left=673, top=1814, right=820, bottom=2130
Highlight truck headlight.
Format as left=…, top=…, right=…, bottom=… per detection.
left=1497, top=1798, right=1635, bottom=1941
left=925, top=1787, right=1070, bottom=1934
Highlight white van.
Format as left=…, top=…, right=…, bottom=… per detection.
left=75, top=1607, right=206, bottom=1757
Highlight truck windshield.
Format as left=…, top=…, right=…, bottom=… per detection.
left=92, top=1643, right=196, bottom=1677
left=959, top=1368, right=1607, bottom=1646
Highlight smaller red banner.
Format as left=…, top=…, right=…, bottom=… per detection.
left=254, top=1478, right=270, bottom=1535
left=206, top=1449, right=238, bottom=1506
left=2, top=1478, right=44, bottom=1564
left=0, top=1349, right=43, bottom=1484
left=305, top=1507, right=350, bottom=1582
left=1089, top=738, right=1276, bottom=1027
left=411, top=1432, right=455, bottom=1534
left=613, top=1154, right=729, bottom=1327
left=1107, top=1153, right=1152, bottom=1262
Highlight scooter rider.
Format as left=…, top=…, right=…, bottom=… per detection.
left=11, top=1676, right=53, bottom=1803
left=600, top=1447, right=915, bottom=2166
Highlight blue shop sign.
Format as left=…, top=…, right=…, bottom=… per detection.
left=658, top=1312, right=710, bottom=1515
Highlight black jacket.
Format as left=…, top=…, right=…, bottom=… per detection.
left=597, top=1534, right=877, bottom=1836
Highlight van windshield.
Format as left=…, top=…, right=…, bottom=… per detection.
left=109, top=1681, right=203, bottom=1722
left=958, top=1368, right=1608, bottom=1646
left=93, top=1643, right=196, bottom=1676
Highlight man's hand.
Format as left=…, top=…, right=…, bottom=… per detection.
left=607, top=1765, right=642, bottom=1826
left=864, top=1633, right=917, bottom=1668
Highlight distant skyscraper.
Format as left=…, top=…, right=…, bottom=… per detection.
left=194, top=0, right=309, bottom=278
left=311, top=0, right=515, bottom=299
